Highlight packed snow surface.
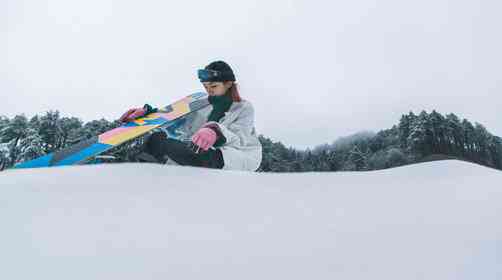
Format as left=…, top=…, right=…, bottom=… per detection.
left=1, top=160, right=501, bottom=279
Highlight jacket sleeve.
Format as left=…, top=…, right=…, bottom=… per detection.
left=203, top=103, right=255, bottom=147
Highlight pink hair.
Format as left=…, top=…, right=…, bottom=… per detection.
left=229, top=83, right=242, bottom=102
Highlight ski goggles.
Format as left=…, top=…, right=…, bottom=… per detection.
left=197, top=69, right=235, bottom=82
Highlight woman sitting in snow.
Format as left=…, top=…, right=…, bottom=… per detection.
left=119, top=60, right=262, bottom=172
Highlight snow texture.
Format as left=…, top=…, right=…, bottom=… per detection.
left=0, top=160, right=501, bottom=280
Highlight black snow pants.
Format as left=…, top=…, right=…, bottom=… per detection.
left=144, top=131, right=224, bottom=169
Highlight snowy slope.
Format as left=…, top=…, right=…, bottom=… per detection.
left=1, top=160, right=501, bottom=280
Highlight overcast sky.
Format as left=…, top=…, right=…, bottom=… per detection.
left=2, top=0, right=501, bottom=149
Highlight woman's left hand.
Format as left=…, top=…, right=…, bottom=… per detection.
left=191, top=127, right=218, bottom=152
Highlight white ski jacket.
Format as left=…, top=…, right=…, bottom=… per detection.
left=168, top=99, right=262, bottom=172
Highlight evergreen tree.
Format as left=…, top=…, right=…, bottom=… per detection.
left=445, top=113, right=463, bottom=155
left=0, top=142, right=9, bottom=170
left=473, top=123, right=491, bottom=165
left=17, top=128, right=45, bottom=162
left=462, top=119, right=476, bottom=158
left=82, top=118, right=116, bottom=139
left=398, top=111, right=416, bottom=149
left=38, top=111, right=62, bottom=152
left=326, top=150, right=341, bottom=171
left=348, top=145, right=370, bottom=171
left=407, top=111, right=426, bottom=157
left=367, top=150, right=387, bottom=170
left=0, top=115, right=29, bottom=166
left=385, top=148, right=408, bottom=168
left=59, top=117, right=83, bottom=147
left=489, top=136, right=502, bottom=169
left=429, top=110, right=445, bottom=154
left=0, top=116, right=9, bottom=133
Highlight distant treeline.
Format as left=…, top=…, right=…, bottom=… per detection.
left=259, top=110, right=502, bottom=172
left=1, top=110, right=501, bottom=171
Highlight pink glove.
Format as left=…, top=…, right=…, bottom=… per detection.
left=191, top=127, right=218, bottom=152
left=119, top=107, right=146, bottom=123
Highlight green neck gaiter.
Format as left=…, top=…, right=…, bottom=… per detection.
left=207, top=91, right=233, bottom=122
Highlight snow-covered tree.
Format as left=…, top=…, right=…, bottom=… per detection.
left=348, top=145, right=371, bottom=171
left=38, top=111, right=63, bottom=152
left=398, top=111, right=417, bottom=149
left=17, top=128, right=45, bottom=162
left=0, top=141, right=10, bottom=170
left=385, top=147, right=408, bottom=167
left=0, top=115, right=29, bottom=166
left=59, top=117, right=83, bottom=147
left=407, top=111, right=429, bottom=157
left=445, top=113, right=463, bottom=154
left=462, top=119, right=476, bottom=157
left=429, top=110, right=446, bottom=154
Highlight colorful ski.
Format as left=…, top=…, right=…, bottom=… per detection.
left=14, top=92, right=209, bottom=169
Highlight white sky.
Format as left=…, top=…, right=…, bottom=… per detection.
left=2, top=0, right=501, bottom=149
